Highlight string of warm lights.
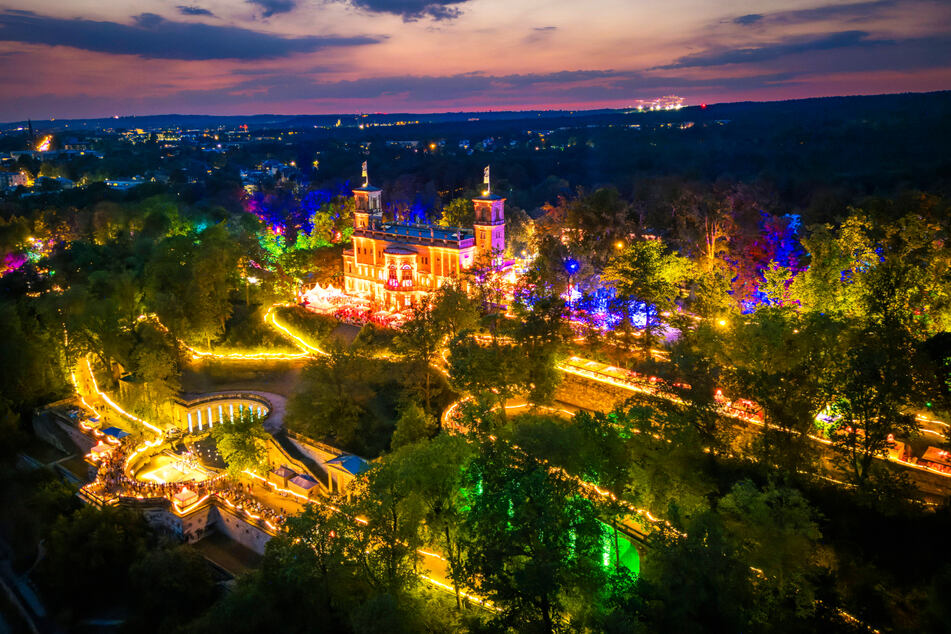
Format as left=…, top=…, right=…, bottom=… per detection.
left=73, top=355, right=281, bottom=535
left=137, top=307, right=324, bottom=361
left=70, top=371, right=101, bottom=418
left=443, top=395, right=680, bottom=538
left=557, top=357, right=951, bottom=479
left=265, top=304, right=330, bottom=357
left=419, top=575, right=499, bottom=612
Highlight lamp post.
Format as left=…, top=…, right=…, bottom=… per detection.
left=565, top=258, right=579, bottom=310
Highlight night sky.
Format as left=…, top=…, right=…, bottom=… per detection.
left=2, top=0, right=950, bottom=121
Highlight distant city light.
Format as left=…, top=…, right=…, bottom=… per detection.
left=630, top=95, right=685, bottom=112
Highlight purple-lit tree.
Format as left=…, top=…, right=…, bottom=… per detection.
left=729, top=213, right=805, bottom=312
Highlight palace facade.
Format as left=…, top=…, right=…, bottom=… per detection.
left=342, top=180, right=505, bottom=309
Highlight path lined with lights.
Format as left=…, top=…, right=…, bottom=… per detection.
left=240, top=468, right=497, bottom=609
left=138, top=305, right=327, bottom=362
left=126, top=305, right=951, bottom=507
left=258, top=310, right=949, bottom=495
left=182, top=302, right=933, bottom=471
left=557, top=357, right=951, bottom=483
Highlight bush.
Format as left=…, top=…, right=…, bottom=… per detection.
left=273, top=305, right=338, bottom=348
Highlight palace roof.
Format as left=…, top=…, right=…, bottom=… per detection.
left=355, top=221, right=475, bottom=248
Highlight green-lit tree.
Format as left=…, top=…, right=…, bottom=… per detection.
left=211, top=408, right=270, bottom=477
left=384, top=434, right=476, bottom=606
left=571, top=409, right=637, bottom=572
left=392, top=304, right=445, bottom=414
left=349, top=461, right=425, bottom=593
left=720, top=307, right=840, bottom=473
left=390, top=402, right=437, bottom=449
left=461, top=441, right=607, bottom=633
left=602, top=239, right=693, bottom=354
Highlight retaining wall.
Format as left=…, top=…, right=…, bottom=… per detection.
left=32, top=401, right=96, bottom=455
left=127, top=497, right=274, bottom=555
left=554, top=371, right=636, bottom=413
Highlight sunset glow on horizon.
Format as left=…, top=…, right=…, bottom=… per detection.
left=1, top=0, right=950, bottom=121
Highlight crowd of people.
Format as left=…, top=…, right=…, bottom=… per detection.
left=215, top=480, right=288, bottom=527
left=82, top=439, right=287, bottom=529
left=330, top=304, right=409, bottom=328
left=301, top=281, right=416, bottom=328
left=85, top=443, right=219, bottom=500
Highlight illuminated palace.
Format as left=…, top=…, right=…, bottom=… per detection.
left=342, top=173, right=506, bottom=309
